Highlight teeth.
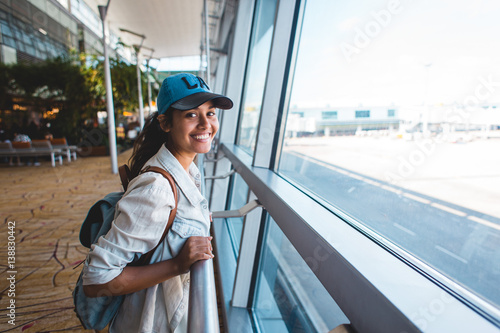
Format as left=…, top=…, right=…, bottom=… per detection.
left=193, top=134, right=210, bottom=140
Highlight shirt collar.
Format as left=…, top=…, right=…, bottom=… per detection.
left=154, top=145, right=204, bottom=207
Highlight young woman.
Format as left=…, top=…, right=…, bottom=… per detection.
left=82, top=73, right=233, bottom=332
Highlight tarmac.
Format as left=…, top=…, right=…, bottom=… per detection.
left=0, top=150, right=132, bottom=332
left=284, top=134, right=500, bottom=219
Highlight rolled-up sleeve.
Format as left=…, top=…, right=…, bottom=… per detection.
left=82, top=173, right=176, bottom=285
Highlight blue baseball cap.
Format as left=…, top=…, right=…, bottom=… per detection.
left=157, top=73, right=233, bottom=114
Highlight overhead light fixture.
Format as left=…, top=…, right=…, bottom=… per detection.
left=119, top=28, right=146, bottom=40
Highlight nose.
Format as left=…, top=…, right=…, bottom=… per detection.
left=198, top=114, right=210, bottom=129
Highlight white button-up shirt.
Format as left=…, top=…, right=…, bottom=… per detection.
left=82, top=145, right=211, bottom=333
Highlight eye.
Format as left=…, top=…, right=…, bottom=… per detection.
left=207, top=111, right=216, bottom=117
left=186, top=112, right=197, bottom=118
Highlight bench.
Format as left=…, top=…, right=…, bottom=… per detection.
left=50, top=138, right=79, bottom=162
left=0, top=141, right=63, bottom=167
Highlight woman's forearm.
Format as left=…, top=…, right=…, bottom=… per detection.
left=83, top=258, right=181, bottom=298
left=83, top=236, right=213, bottom=298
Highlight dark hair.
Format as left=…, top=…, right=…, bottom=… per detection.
left=128, top=110, right=173, bottom=179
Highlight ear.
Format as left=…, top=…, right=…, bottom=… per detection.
left=157, top=114, right=171, bottom=133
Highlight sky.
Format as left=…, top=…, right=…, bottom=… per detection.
left=288, top=0, right=500, bottom=108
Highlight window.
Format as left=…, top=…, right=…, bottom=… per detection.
left=278, top=0, right=500, bottom=317
left=322, top=111, right=337, bottom=120
left=236, top=0, right=278, bottom=154
left=0, top=21, right=16, bottom=48
left=70, top=0, right=102, bottom=38
left=253, top=216, right=349, bottom=332
left=355, top=110, right=370, bottom=118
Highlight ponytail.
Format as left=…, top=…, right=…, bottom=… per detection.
left=128, top=111, right=172, bottom=179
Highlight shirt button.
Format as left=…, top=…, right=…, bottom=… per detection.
left=203, top=205, right=207, bottom=209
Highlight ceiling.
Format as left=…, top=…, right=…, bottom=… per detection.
left=85, top=0, right=205, bottom=59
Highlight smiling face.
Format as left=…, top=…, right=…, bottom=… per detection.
left=158, top=100, right=219, bottom=170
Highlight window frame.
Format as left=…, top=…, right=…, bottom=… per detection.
left=272, top=0, right=500, bottom=324
left=234, top=0, right=280, bottom=155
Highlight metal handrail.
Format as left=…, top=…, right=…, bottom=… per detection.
left=188, top=260, right=219, bottom=332
left=187, top=153, right=220, bottom=333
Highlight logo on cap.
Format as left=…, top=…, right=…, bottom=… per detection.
left=181, top=76, right=210, bottom=91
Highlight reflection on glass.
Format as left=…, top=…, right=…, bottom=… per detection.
left=254, top=217, right=349, bottom=332
left=226, top=174, right=249, bottom=258
left=237, top=0, right=278, bottom=154
left=278, top=0, right=500, bottom=312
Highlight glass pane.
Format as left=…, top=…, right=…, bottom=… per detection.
left=279, top=0, right=500, bottom=313
left=1, top=21, right=13, bottom=37
left=36, top=38, right=47, bottom=52
left=225, top=173, right=249, bottom=257
left=236, top=0, right=278, bottom=154
left=254, top=217, right=349, bottom=332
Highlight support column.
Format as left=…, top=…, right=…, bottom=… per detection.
left=98, top=3, right=118, bottom=174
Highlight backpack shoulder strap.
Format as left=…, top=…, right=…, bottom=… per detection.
left=134, top=165, right=178, bottom=265
left=118, top=164, right=131, bottom=191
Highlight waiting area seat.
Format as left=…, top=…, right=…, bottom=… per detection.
left=51, top=137, right=79, bottom=162
left=0, top=140, right=63, bottom=167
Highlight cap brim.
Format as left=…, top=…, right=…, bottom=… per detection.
left=171, top=92, right=233, bottom=111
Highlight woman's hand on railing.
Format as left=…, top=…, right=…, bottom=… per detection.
left=174, top=236, right=214, bottom=274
